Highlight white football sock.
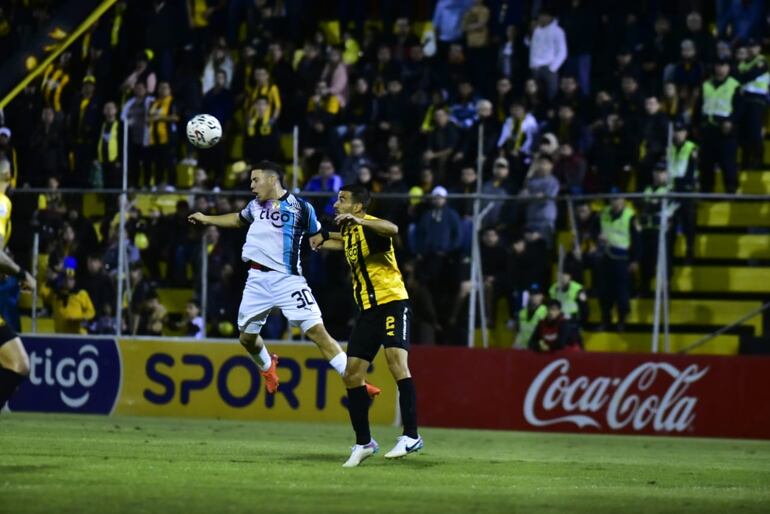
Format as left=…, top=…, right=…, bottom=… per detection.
left=329, top=352, right=347, bottom=376
left=250, top=345, right=272, bottom=372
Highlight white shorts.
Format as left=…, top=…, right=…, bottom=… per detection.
left=237, top=269, right=323, bottom=335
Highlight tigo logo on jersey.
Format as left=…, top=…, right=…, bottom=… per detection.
left=9, top=337, right=121, bottom=414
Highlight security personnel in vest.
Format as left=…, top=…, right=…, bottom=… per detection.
left=668, top=122, right=698, bottom=260
left=96, top=102, right=123, bottom=189
left=638, top=164, right=677, bottom=296
left=736, top=39, right=769, bottom=169
left=514, top=283, right=547, bottom=349
left=548, top=268, right=588, bottom=330
left=598, top=189, right=640, bottom=332
left=697, top=58, right=740, bottom=193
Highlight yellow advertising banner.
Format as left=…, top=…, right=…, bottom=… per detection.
left=114, top=339, right=397, bottom=424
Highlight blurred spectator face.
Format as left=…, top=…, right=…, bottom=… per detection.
left=595, top=90, right=611, bottom=105
left=653, top=169, right=668, bottom=186
left=62, top=224, right=75, bottom=244
left=328, top=47, right=342, bottom=64
left=255, top=97, right=269, bottom=116
left=663, top=82, right=677, bottom=98
left=576, top=203, right=591, bottom=221
left=536, top=157, right=553, bottom=177
left=351, top=138, right=365, bottom=156
left=103, top=102, right=117, bottom=120
left=644, top=96, right=660, bottom=114
left=420, top=168, right=434, bottom=185
left=133, top=81, right=146, bottom=99
left=537, top=13, right=552, bottom=27
left=654, top=16, right=671, bottom=35
left=547, top=303, right=561, bottom=320
left=674, top=128, right=688, bottom=144
left=621, top=77, right=638, bottom=95
left=255, top=68, right=269, bottom=85
left=714, top=62, right=730, bottom=79
left=185, top=302, right=200, bottom=319
left=681, top=40, right=696, bottom=60
left=431, top=89, right=445, bottom=105
left=354, top=77, right=369, bottom=94
left=560, top=76, right=577, bottom=95
left=268, top=43, right=283, bottom=61
left=395, top=17, right=410, bottom=37
left=316, top=81, right=330, bottom=96
left=377, top=45, right=392, bottom=62
left=319, top=159, right=335, bottom=177
left=215, top=70, right=227, bottom=88
left=477, top=100, right=492, bottom=118
left=87, top=256, right=103, bottom=274
left=48, top=176, right=60, bottom=189
left=749, top=43, right=762, bottom=57
left=409, top=45, right=424, bottom=61
left=130, top=265, right=143, bottom=283
left=215, top=196, right=231, bottom=213
left=387, top=135, right=401, bottom=151
left=432, top=193, right=446, bottom=208
left=686, top=12, right=702, bottom=32
left=736, top=46, right=749, bottom=61
left=606, top=113, right=621, bottom=131
left=531, top=291, right=544, bottom=306
left=718, top=41, right=733, bottom=60
left=616, top=51, right=632, bottom=67
left=42, top=107, right=55, bottom=125
left=158, top=82, right=171, bottom=98
left=458, top=81, right=473, bottom=99
left=304, top=43, right=319, bottom=59
left=482, top=229, right=499, bottom=247
left=497, top=78, right=512, bottom=95
left=558, top=105, right=574, bottom=122
left=524, top=79, right=538, bottom=96
left=357, top=166, right=372, bottom=184
left=434, top=109, right=449, bottom=127
left=513, top=239, right=525, bottom=253
left=64, top=274, right=77, bottom=292
left=194, top=196, right=208, bottom=212
left=448, top=44, right=465, bottom=62
left=82, top=81, right=95, bottom=97
left=610, top=197, right=625, bottom=211
left=560, top=271, right=572, bottom=287
left=460, top=167, right=476, bottom=185
left=194, top=168, right=207, bottom=185
left=387, top=79, right=403, bottom=94
left=388, top=165, right=403, bottom=182
left=559, top=144, right=574, bottom=158
left=511, top=103, right=525, bottom=120
left=493, top=159, right=509, bottom=180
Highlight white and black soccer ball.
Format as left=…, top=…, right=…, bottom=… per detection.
left=186, top=114, right=222, bottom=149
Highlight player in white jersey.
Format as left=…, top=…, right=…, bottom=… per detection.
left=188, top=161, right=380, bottom=397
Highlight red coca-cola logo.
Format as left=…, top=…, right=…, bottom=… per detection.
left=524, top=359, right=709, bottom=432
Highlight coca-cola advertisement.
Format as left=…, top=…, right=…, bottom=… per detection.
left=410, top=347, right=770, bottom=439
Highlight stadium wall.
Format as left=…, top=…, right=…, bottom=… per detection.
left=410, top=347, right=770, bottom=439
left=7, top=336, right=397, bottom=424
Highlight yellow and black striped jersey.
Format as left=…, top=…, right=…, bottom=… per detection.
left=341, top=215, right=408, bottom=311
left=0, top=193, right=11, bottom=248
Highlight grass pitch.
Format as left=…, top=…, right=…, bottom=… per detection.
left=2, top=413, right=769, bottom=514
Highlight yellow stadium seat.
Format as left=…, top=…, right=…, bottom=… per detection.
left=83, top=193, right=106, bottom=218
left=157, top=288, right=194, bottom=314
left=133, top=194, right=188, bottom=216
left=20, top=316, right=55, bottom=333
left=587, top=298, right=763, bottom=335
left=674, top=233, right=770, bottom=259
left=280, top=133, right=294, bottom=160
left=583, top=331, right=739, bottom=355
left=697, top=201, right=770, bottom=227
left=319, top=20, right=341, bottom=45
left=714, top=170, right=770, bottom=194
left=671, top=265, right=770, bottom=293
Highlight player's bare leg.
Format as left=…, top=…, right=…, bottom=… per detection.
left=383, top=347, right=423, bottom=459
left=239, top=332, right=279, bottom=393
left=342, top=357, right=379, bottom=467
left=305, top=323, right=380, bottom=398
left=0, top=338, right=30, bottom=410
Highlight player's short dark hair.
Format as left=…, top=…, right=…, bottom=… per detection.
left=340, top=184, right=371, bottom=210
left=253, top=160, right=284, bottom=184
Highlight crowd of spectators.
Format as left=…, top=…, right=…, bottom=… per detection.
left=0, top=0, right=768, bottom=343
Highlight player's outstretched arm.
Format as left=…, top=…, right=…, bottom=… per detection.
left=309, top=232, right=343, bottom=251
left=0, top=248, right=35, bottom=290
left=334, top=214, right=398, bottom=237
left=188, top=212, right=243, bottom=228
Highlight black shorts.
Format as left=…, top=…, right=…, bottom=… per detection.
left=347, top=300, right=411, bottom=362
left=0, top=321, right=17, bottom=347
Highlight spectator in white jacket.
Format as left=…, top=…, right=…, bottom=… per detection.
left=529, top=9, right=568, bottom=101
left=497, top=100, right=539, bottom=178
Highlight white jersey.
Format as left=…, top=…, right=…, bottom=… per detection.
left=238, top=192, right=321, bottom=276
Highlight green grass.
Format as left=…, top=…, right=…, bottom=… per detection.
left=2, top=413, right=770, bottom=514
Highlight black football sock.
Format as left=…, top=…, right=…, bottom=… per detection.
left=397, top=377, right=419, bottom=439
left=347, top=386, right=372, bottom=445
left=0, top=367, right=25, bottom=410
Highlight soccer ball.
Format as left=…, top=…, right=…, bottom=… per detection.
left=186, top=114, right=222, bottom=149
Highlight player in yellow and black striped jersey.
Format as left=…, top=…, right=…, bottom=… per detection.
left=310, top=184, right=423, bottom=467
left=0, top=161, right=36, bottom=411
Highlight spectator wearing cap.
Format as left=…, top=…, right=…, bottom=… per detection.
left=597, top=191, right=640, bottom=331
left=41, top=264, right=96, bottom=334
left=68, top=75, right=101, bottom=186
left=514, top=283, right=547, bottom=349
left=696, top=59, right=740, bottom=193
left=736, top=39, right=769, bottom=169
left=520, top=154, right=560, bottom=244
left=637, top=165, right=677, bottom=296
left=668, top=122, right=698, bottom=260
left=528, top=299, right=582, bottom=353
left=528, top=8, right=567, bottom=101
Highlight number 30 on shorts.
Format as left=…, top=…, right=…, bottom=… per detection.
left=291, top=289, right=316, bottom=309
